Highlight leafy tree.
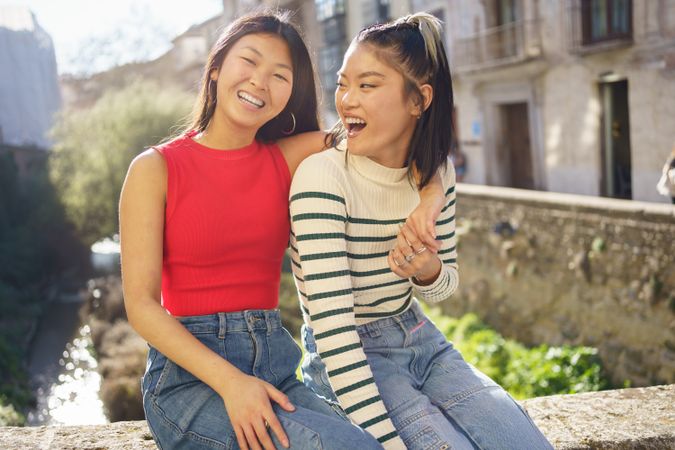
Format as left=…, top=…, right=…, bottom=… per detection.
left=49, top=80, right=192, bottom=245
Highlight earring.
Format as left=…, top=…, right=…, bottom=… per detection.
left=282, top=112, right=296, bottom=135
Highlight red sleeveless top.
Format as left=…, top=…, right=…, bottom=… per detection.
left=156, top=131, right=291, bottom=316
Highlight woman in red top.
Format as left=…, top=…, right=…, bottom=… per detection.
left=119, top=10, right=443, bottom=450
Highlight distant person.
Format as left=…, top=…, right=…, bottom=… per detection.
left=289, top=13, right=553, bottom=449
left=656, top=147, right=675, bottom=204
left=451, top=145, right=467, bottom=182
left=119, top=9, right=444, bottom=450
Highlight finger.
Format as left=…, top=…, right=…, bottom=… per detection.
left=405, top=217, right=419, bottom=239
left=265, top=384, right=295, bottom=412
left=396, top=230, right=414, bottom=260
left=388, top=250, right=408, bottom=278
left=391, top=249, right=414, bottom=278
left=408, top=216, right=432, bottom=247
left=243, top=424, right=262, bottom=450
left=265, top=413, right=289, bottom=449
left=403, top=222, right=439, bottom=253
left=400, top=224, right=424, bottom=252
left=253, top=418, right=276, bottom=450
left=234, top=425, right=249, bottom=450
left=421, top=219, right=437, bottom=249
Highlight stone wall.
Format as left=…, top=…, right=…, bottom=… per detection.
left=1, top=385, right=672, bottom=449
left=441, top=184, right=675, bottom=387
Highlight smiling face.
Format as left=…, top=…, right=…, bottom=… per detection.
left=211, top=33, right=293, bottom=138
left=335, top=42, right=422, bottom=168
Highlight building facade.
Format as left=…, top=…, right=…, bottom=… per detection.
left=437, top=0, right=675, bottom=203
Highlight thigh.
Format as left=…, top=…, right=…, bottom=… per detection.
left=143, top=350, right=237, bottom=449
left=364, top=347, right=474, bottom=450
left=423, top=347, right=553, bottom=450
left=274, top=377, right=383, bottom=450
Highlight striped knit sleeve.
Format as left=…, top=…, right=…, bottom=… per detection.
left=290, top=156, right=406, bottom=449
left=411, top=162, right=459, bottom=303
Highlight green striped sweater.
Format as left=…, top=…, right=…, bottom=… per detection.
left=289, top=148, right=459, bottom=449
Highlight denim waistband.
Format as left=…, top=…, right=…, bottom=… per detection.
left=175, top=309, right=282, bottom=336
left=356, top=300, right=426, bottom=337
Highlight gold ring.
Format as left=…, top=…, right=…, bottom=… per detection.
left=415, top=246, right=427, bottom=254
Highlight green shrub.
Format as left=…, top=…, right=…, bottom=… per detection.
left=0, top=398, right=25, bottom=427
left=424, top=306, right=609, bottom=399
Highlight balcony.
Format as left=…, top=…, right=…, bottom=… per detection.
left=452, top=19, right=542, bottom=72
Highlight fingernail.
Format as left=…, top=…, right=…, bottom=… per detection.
left=283, top=440, right=290, bottom=448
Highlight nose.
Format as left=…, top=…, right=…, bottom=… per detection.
left=249, top=69, right=267, bottom=91
left=338, top=85, right=358, bottom=109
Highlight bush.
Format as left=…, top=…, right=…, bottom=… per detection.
left=49, top=80, right=192, bottom=245
left=424, top=307, right=610, bottom=399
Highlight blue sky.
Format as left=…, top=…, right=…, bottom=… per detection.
left=0, top=0, right=223, bottom=74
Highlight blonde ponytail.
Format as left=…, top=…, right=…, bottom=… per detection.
left=397, top=13, right=444, bottom=68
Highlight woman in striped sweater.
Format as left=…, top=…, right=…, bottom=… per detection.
left=289, top=13, right=553, bottom=450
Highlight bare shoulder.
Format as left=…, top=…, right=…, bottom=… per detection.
left=277, top=131, right=328, bottom=177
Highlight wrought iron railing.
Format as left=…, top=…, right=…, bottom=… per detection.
left=452, top=19, right=542, bottom=71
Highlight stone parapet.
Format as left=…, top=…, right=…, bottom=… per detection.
left=1, top=385, right=673, bottom=449
left=446, top=184, right=675, bottom=387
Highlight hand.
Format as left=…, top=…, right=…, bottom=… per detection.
left=220, top=372, right=295, bottom=450
left=407, top=187, right=445, bottom=253
left=388, top=222, right=441, bottom=284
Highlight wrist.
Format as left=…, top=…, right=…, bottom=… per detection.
left=412, top=259, right=442, bottom=285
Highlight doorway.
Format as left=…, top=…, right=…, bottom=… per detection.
left=600, top=80, right=632, bottom=199
left=497, top=102, right=534, bottom=189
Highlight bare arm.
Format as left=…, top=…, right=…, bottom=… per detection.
left=119, top=150, right=292, bottom=450
left=409, top=168, right=445, bottom=249
left=277, top=131, right=328, bottom=177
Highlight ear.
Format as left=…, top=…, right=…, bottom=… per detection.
left=210, top=69, right=219, bottom=81
left=419, top=84, right=433, bottom=112
left=409, top=84, right=434, bottom=118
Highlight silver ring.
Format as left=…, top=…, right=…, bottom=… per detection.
left=415, top=246, right=427, bottom=255
left=404, top=253, right=415, bottom=262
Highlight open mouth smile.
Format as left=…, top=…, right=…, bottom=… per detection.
left=344, top=116, right=367, bottom=137
left=237, top=91, right=265, bottom=109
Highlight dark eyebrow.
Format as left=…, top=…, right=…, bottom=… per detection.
left=336, top=71, right=386, bottom=79
left=242, top=46, right=292, bottom=71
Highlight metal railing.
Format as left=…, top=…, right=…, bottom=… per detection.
left=452, top=19, right=541, bottom=71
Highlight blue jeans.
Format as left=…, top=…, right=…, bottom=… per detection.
left=142, top=309, right=383, bottom=450
left=302, top=301, right=553, bottom=450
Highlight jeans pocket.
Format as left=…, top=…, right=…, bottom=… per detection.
left=268, top=327, right=303, bottom=385
left=406, top=425, right=447, bottom=450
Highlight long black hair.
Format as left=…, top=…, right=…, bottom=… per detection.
left=329, top=13, right=453, bottom=188
left=189, top=9, right=320, bottom=141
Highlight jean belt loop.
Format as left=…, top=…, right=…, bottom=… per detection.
left=368, top=322, right=382, bottom=338
left=265, top=311, right=273, bottom=335
left=218, top=312, right=226, bottom=339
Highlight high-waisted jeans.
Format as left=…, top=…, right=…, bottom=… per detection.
left=142, top=309, right=383, bottom=449
left=301, top=301, right=553, bottom=450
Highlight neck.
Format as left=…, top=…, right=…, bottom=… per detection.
left=195, top=110, right=258, bottom=150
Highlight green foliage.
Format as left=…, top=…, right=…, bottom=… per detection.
left=49, top=80, right=192, bottom=245
left=424, top=307, right=610, bottom=399
left=0, top=399, right=25, bottom=427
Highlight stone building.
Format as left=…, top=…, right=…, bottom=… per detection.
left=0, top=6, right=61, bottom=150
left=433, top=0, right=675, bottom=203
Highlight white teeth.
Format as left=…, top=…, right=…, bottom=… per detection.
left=238, top=92, right=264, bottom=107
left=344, top=117, right=366, bottom=125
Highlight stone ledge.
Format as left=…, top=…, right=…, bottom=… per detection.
left=457, top=183, right=675, bottom=221
left=1, top=385, right=673, bottom=449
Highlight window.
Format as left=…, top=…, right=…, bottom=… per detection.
left=315, top=0, right=345, bottom=22
left=582, top=0, right=632, bottom=44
